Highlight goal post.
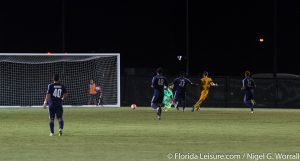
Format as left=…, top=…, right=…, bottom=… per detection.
left=0, top=53, right=120, bottom=107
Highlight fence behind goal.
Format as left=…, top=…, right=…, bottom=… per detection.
left=0, top=53, right=120, bottom=107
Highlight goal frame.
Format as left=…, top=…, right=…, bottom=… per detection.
left=0, top=53, right=121, bottom=108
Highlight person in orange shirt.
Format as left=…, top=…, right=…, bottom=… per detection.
left=88, top=79, right=98, bottom=105
left=192, top=71, right=218, bottom=112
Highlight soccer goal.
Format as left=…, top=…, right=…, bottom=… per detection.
left=0, top=53, right=120, bottom=107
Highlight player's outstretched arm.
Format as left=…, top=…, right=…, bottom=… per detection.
left=191, top=82, right=200, bottom=86
left=210, top=82, right=218, bottom=86
left=241, top=79, right=246, bottom=90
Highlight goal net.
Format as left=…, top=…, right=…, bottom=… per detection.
left=0, top=53, right=120, bottom=107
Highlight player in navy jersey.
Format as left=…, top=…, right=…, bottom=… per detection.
left=43, top=74, right=68, bottom=136
left=241, top=70, right=256, bottom=113
left=172, top=72, right=193, bottom=112
left=151, top=67, right=168, bottom=120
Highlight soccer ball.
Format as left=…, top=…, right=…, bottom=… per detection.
left=96, top=86, right=100, bottom=91
left=131, top=104, right=137, bottom=110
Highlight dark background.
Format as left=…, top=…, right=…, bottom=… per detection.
left=0, top=0, right=299, bottom=76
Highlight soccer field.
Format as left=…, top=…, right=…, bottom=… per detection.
left=0, top=107, right=300, bottom=161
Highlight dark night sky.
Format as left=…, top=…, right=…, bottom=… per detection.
left=0, top=0, right=299, bottom=76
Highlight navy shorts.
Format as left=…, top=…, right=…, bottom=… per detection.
left=48, top=104, right=63, bottom=119
left=244, top=90, right=254, bottom=101
left=151, top=90, right=164, bottom=104
left=173, top=91, right=185, bottom=102
left=89, top=94, right=97, bottom=100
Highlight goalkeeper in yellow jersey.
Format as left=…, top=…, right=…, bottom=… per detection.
left=192, top=71, right=218, bottom=112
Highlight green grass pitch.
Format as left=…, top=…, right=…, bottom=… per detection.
left=0, top=107, right=300, bottom=161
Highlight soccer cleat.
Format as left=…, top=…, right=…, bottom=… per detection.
left=49, top=133, right=54, bottom=136
left=157, top=115, right=161, bottom=120
left=191, top=106, right=195, bottom=112
left=251, top=111, right=254, bottom=114
left=174, top=102, right=179, bottom=110
left=58, top=129, right=63, bottom=136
